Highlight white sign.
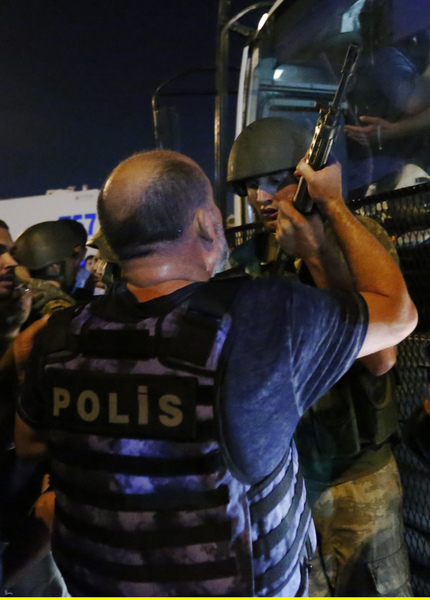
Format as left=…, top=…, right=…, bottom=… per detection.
left=0, top=188, right=100, bottom=241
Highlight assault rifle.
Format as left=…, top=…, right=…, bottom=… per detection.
left=293, top=43, right=361, bottom=214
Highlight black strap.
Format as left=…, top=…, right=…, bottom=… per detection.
left=55, top=503, right=232, bottom=549
left=53, top=537, right=238, bottom=583
left=269, top=534, right=313, bottom=597
left=248, top=452, right=295, bottom=520
left=254, top=501, right=312, bottom=593
left=75, top=328, right=157, bottom=360
left=53, top=473, right=230, bottom=512
left=247, top=447, right=292, bottom=500
left=252, top=474, right=305, bottom=558
left=53, top=446, right=223, bottom=476
left=159, top=276, right=248, bottom=373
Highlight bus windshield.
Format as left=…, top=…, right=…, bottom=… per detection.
left=243, top=0, right=430, bottom=199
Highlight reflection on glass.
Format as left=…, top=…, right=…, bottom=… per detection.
left=245, top=0, right=430, bottom=199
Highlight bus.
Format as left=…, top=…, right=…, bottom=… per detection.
left=223, top=0, right=430, bottom=595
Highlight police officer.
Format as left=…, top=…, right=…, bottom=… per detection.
left=227, top=116, right=413, bottom=596
left=14, top=220, right=83, bottom=323
left=14, top=149, right=416, bottom=596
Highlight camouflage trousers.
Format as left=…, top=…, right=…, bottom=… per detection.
left=306, top=455, right=413, bottom=597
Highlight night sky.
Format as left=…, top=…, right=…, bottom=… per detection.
left=0, top=0, right=255, bottom=200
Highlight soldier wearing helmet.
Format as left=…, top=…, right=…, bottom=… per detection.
left=227, top=118, right=312, bottom=277
left=14, top=220, right=86, bottom=322
left=227, top=117, right=412, bottom=597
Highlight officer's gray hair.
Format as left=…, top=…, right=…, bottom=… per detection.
left=98, top=150, right=212, bottom=261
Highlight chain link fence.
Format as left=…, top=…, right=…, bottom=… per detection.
left=350, top=184, right=430, bottom=596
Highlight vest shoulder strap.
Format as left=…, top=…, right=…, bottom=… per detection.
left=158, top=275, right=249, bottom=374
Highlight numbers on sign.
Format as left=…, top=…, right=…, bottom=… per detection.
left=59, top=213, right=97, bottom=235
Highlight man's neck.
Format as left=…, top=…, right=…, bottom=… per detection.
left=127, top=280, right=196, bottom=302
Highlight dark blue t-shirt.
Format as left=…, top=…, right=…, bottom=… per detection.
left=219, top=278, right=367, bottom=483
left=18, top=278, right=367, bottom=485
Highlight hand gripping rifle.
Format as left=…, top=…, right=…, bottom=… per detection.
left=293, top=43, right=361, bottom=214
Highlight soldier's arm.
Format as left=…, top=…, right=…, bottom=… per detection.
left=275, top=161, right=417, bottom=356
left=292, top=215, right=397, bottom=375
left=15, top=415, right=49, bottom=460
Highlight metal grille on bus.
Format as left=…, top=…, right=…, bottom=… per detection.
left=350, top=183, right=430, bottom=597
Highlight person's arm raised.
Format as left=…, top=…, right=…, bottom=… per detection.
left=275, top=160, right=417, bottom=357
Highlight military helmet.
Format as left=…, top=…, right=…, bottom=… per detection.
left=61, top=218, right=88, bottom=246
left=15, top=220, right=84, bottom=270
left=227, top=117, right=312, bottom=196
left=87, top=229, right=118, bottom=264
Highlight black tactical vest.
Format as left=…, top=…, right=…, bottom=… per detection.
left=37, top=280, right=315, bottom=596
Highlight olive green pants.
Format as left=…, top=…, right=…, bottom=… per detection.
left=307, top=455, right=413, bottom=597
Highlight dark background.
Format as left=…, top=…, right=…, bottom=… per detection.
left=0, top=0, right=257, bottom=199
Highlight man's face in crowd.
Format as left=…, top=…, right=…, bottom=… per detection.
left=0, top=227, right=17, bottom=299
left=92, top=252, right=107, bottom=283
left=85, top=257, right=96, bottom=272
left=246, top=169, right=298, bottom=232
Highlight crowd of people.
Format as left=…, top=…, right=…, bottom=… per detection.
left=0, top=118, right=422, bottom=596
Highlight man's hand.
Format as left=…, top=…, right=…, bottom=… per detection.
left=345, top=116, right=398, bottom=146
left=273, top=190, right=325, bottom=259
left=293, top=160, right=345, bottom=218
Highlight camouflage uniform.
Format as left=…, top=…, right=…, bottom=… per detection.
left=26, top=278, right=75, bottom=324
left=230, top=216, right=412, bottom=597
left=306, top=456, right=411, bottom=596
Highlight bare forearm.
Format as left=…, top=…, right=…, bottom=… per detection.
left=325, top=204, right=400, bottom=294
left=388, top=105, right=430, bottom=138
left=326, top=203, right=417, bottom=351
left=292, top=161, right=417, bottom=353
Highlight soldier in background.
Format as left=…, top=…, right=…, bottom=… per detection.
left=227, top=116, right=412, bottom=596
left=14, top=220, right=82, bottom=323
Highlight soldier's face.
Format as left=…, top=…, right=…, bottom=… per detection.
left=0, top=227, right=17, bottom=300
left=246, top=169, right=298, bottom=232
left=63, top=257, right=78, bottom=292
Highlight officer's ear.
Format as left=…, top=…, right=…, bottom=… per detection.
left=194, top=208, right=215, bottom=243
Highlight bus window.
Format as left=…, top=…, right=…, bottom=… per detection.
left=242, top=0, right=430, bottom=200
